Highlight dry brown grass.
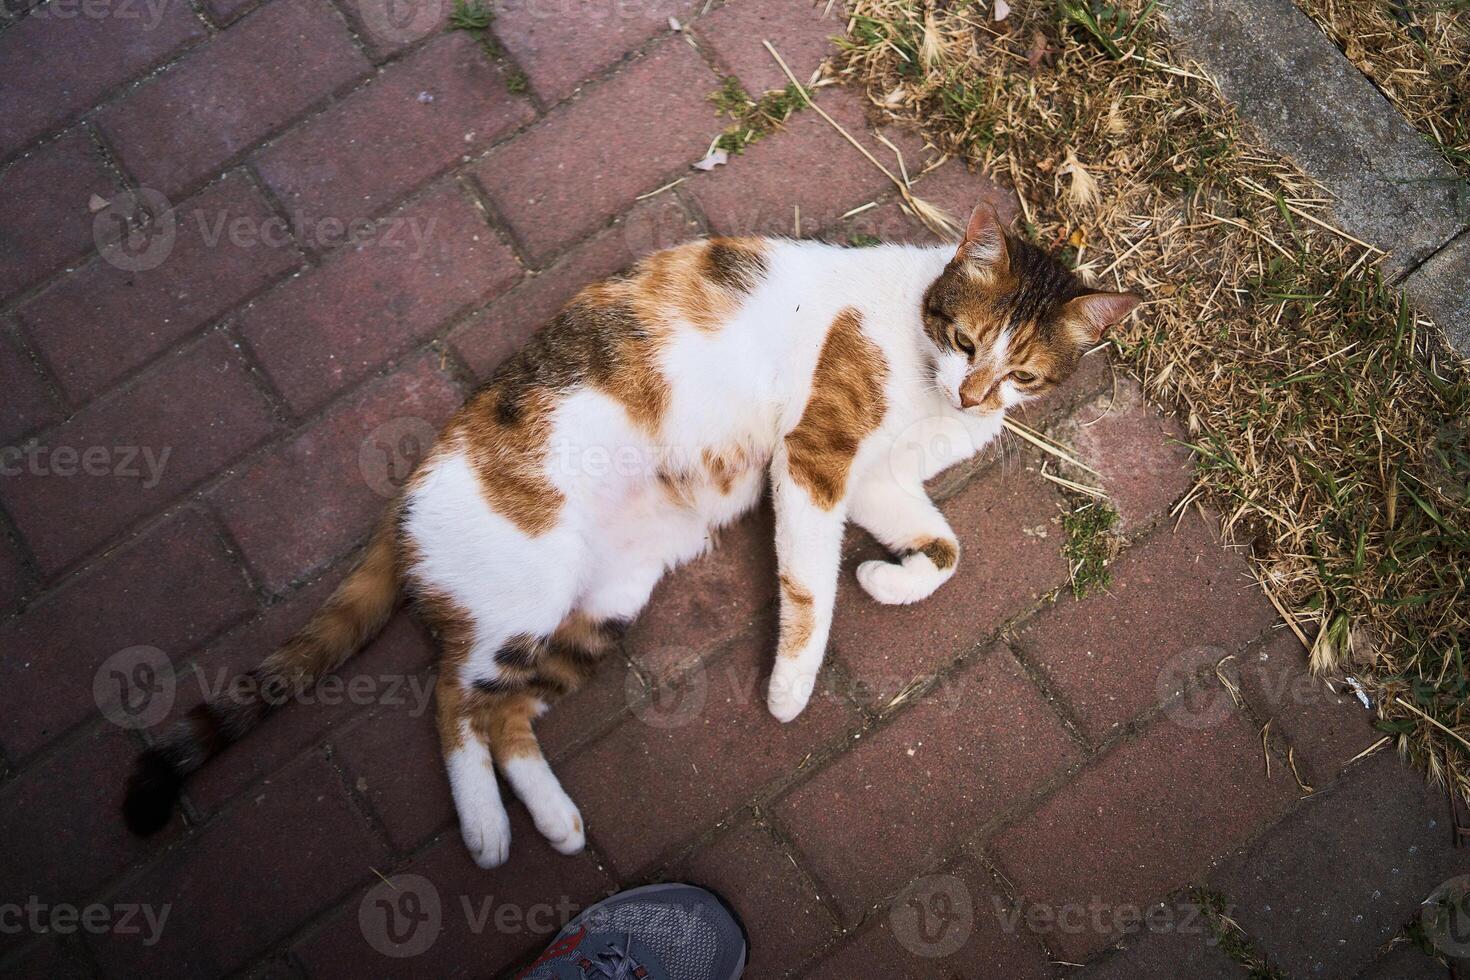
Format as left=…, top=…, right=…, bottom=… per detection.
left=829, top=0, right=1470, bottom=801
left=1298, top=0, right=1470, bottom=175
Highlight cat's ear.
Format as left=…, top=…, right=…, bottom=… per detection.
left=955, top=203, right=1009, bottom=271
left=1061, top=291, right=1141, bottom=342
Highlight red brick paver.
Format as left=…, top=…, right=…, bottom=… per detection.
left=805, top=858, right=1054, bottom=980
left=96, top=0, right=372, bottom=198
left=237, top=182, right=516, bottom=415
left=209, top=348, right=463, bottom=591
left=0, top=333, right=280, bottom=574
left=0, top=509, right=256, bottom=758
left=0, top=325, right=61, bottom=443
left=252, top=33, right=535, bottom=239
left=676, top=820, right=840, bottom=977
left=1013, top=508, right=1277, bottom=742
left=472, top=39, right=717, bottom=262
left=0, top=0, right=206, bottom=160
left=0, top=129, right=120, bottom=304
left=19, top=172, right=302, bottom=402
left=990, top=708, right=1297, bottom=961
left=293, top=820, right=613, bottom=978
left=696, top=0, right=847, bottom=96
left=492, top=0, right=700, bottom=104
left=559, top=628, right=861, bottom=877
left=778, top=646, right=1080, bottom=922
left=0, top=8, right=1437, bottom=980
left=88, top=752, right=389, bottom=977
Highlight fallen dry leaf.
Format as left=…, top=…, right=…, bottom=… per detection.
left=1027, top=29, right=1052, bottom=69
left=692, top=148, right=729, bottom=171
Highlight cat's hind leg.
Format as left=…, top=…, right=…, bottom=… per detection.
left=483, top=615, right=625, bottom=856
left=848, top=473, right=959, bottom=605
left=436, top=669, right=514, bottom=868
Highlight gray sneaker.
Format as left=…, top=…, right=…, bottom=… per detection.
left=516, top=883, right=748, bottom=980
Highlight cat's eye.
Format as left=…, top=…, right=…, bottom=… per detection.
left=953, top=331, right=976, bottom=358
left=1011, top=370, right=1038, bottom=384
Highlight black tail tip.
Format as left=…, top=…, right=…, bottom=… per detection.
left=123, top=748, right=183, bottom=836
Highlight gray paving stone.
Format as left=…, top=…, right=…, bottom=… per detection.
left=1211, top=752, right=1470, bottom=979
left=1401, top=230, right=1470, bottom=357
left=1159, top=0, right=1470, bottom=276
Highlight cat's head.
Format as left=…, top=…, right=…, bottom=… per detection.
left=921, top=204, right=1140, bottom=413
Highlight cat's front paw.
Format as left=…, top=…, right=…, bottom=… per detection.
left=856, top=559, right=935, bottom=605
left=767, top=661, right=815, bottom=723
left=531, top=794, right=585, bottom=856
left=461, top=804, right=513, bottom=869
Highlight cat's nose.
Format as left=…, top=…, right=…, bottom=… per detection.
left=960, top=389, right=982, bottom=409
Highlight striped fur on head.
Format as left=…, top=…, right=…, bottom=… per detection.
left=923, top=205, right=1140, bottom=412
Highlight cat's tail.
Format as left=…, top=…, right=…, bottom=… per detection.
left=122, top=510, right=403, bottom=836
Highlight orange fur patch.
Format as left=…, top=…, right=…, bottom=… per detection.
left=777, top=573, right=816, bottom=658
left=453, top=386, right=566, bottom=537
left=785, top=308, right=889, bottom=509
left=914, top=537, right=959, bottom=570
left=444, top=238, right=768, bottom=533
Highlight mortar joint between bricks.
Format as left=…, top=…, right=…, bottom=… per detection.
left=318, top=0, right=382, bottom=64
left=323, top=740, right=402, bottom=857
left=237, top=162, right=318, bottom=267
left=453, top=171, right=536, bottom=269
left=758, top=807, right=850, bottom=944
left=179, top=0, right=220, bottom=35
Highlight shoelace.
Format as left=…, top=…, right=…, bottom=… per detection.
left=578, top=933, right=644, bottom=979
left=526, top=934, right=646, bottom=980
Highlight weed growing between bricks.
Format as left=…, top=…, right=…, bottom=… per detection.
left=710, top=76, right=806, bottom=154
left=448, top=0, right=527, bottom=93
left=1059, top=497, right=1119, bottom=598
left=834, top=0, right=1470, bottom=802
left=1188, top=887, right=1284, bottom=980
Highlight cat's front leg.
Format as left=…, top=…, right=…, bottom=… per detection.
left=849, top=472, right=959, bottom=605
left=766, top=450, right=847, bottom=723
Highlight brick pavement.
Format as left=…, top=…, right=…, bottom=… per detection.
left=0, top=1, right=1459, bottom=977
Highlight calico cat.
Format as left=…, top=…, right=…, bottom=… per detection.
left=124, top=204, right=1139, bottom=868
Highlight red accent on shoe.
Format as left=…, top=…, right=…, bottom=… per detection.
left=515, top=926, right=587, bottom=977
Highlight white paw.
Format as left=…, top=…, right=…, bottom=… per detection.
left=530, top=793, right=585, bottom=856
left=767, top=662, right=815, bottom=723
left=462, top=804, right=512, bottom=869
left=856, top=559, right=934, bottom=605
